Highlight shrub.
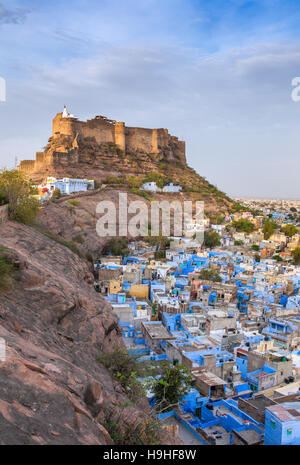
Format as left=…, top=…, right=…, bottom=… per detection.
left=102, top=238, right=129, bottom=256
left=68, top=199, right=81, bottom=207
left=130, top=187, right=151, bottom=200
left=234, top=240, right=244, bottom=246
left=0, top=246, right=17, bottom=291
left=292, top=247, right=300, bottom=265
left=51, top=188, right=61, bottom=200
left=203, top=231, right=221, bottom=248
left=73, top=234, right=84, bottom=244
left=198, top=268, right=222, bottom=282
left=143, top=172, right=164, bottom=189
left=128, top=176, right=143, bottom=189
left=154, top=250, right=166, bottom=259
left=0, top=169, right=39, bottom=224
left=104, top=176, right=125, bottom=185
left=98, top=348, right=145, bottom=402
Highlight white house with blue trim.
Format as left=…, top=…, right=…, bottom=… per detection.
left=45, top=177, right=95, bottom=195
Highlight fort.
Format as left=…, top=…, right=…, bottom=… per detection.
left=18, top=106, right=186, bottom=177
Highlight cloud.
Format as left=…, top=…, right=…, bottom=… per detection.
left=0, top=3, right=29, bottom=25
left=0, top=0, right=300, bottom=198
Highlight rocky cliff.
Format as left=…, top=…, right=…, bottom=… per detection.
left=0, top=221, right=181, bottom=445
left=18, top=111, right=233, bottom=216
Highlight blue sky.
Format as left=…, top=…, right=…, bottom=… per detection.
left=0, top=0, right=300, bottom=198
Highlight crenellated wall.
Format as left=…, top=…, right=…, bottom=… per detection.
left=18, top=110, right=186, bottom=175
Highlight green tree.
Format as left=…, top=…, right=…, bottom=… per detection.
left=232, top=218, right=254, bottom=233
left=143, top=172, right=164, bottom=189
left=151, top=364, right=193, bottom=413
left=281, top=224, right=298, bottom=238
left=291, top=247, right=300, bottom=265
left=102, top=238, right=129, bottom=256
left=98, top=348, right=144, bottom=402
left=263, top=220, right=277, bottom=240
left=273, top=254, right=283, bottom=262
left=0, top=169, right=39, bottom=224
left=234, top=240, right=244, bottom=246
left=198, top=268, right=222, bottom=282
left=203, top=231, right=221, bottom=248
left=254, top=254, right=261, bottom=262
left=251, top=244, right=260, bottom=251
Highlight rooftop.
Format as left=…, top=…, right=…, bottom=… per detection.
left=266, top=402, right=300, bottom=421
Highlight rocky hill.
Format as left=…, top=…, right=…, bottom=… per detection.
left=18, top=109, right=234, bottom=214
left=0, top=220, right=181, bottom=445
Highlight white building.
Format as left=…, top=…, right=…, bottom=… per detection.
left=140, top=181, right=160, bottom=192
left=162, top=183, right=182, bottom=193
left=45, top=177, right=94, bottom=195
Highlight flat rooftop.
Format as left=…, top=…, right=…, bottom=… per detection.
left=142, top=322, right=175, bottom=340
left=267, top=402, right=300, bottom=421
left=195, top=371, right=226, bottom=386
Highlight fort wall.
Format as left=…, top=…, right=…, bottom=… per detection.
left=18, top=110, right=187, bottom=175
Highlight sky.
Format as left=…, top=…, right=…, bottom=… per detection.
left=0, top=0, right=300, bottom=199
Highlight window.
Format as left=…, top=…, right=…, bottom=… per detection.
left=287, top=428, right=292, bottom=436
left=270, top=419, right=276, bottom=430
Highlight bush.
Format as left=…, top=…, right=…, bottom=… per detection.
left=130, top=187, right=151, bottom=200
left=154, top=250, right=166, bottom=259
left=0, top=246, right=18, bottom=291
left=102, top=238, right=129, bottom=256
left=292, top=247, right=300, bottom=265
left=0, top=169, right=39, bottom=224
left=203, top=231, right=221, bottom=248
left=104, top=176, right=125, bottom=185
left=143, top=172, right=164, bottom=189
left=127, top=176, right=143, bottom=189
left=234, top=240, right=244, bottom=246
left=73, top=234, right=84, bottom=244
left=198, top=268, right=222, bottom=282
left=98, top=348, right=145, bottom=402
left=68, top=199, right=81, bottom=207
left=251, top=244, right=260, bottom=251
left=51, top=188, right=61, bottom=200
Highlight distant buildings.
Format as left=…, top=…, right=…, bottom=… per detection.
left=140, top=181, right=182, bottom=193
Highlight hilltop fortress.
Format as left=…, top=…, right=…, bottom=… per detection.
left=18, top=107, right=186, bottom=180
